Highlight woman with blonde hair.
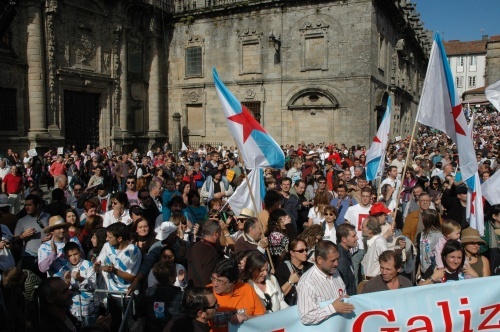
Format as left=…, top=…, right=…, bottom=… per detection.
left=298, top=224, right=324, bottom=262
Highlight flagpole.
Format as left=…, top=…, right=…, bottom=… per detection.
left=393, top=105, right=421, bottom=217
left=230, top=139, right=275, bottom=272
left=238, top=164, right=276, bottom=272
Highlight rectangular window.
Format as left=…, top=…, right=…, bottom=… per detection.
left=0, top=88, right=17, bottom=131
left=456, top=76, right=463, bottom=88
left=241, top=101, right=261, bottom=123
left=378, top=34, right=386, bottom=70
left=185, top=47, right=202, bottom=77
left=469, top=55, right=477, bottom=72
left=468, top=76, right=476, bottom=88
left=456, top=56, right=464, bottom=72
left=128, top=43, right=143, bottom=74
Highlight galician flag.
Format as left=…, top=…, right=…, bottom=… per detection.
left=416, top=33, right=477, bottom=186
left=485, top=79, right=500, bottom=112
left=213, top=68, right=285, bottom=169
left=365, top=96, right=392, bottom=181
left=465, top=116, right=484, bottom=235
left=227, top=169, right=265, bottom=216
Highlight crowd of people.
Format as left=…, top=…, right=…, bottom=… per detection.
left=0, top=107, right=499, bottom=331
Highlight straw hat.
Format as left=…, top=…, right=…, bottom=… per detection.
left=44, top=216, right=68, bottom=234
left=238, top=208, right=255, bottom=219
left=460, top=228, right=486, bottom=244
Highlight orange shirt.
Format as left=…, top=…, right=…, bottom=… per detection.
left=210, top=282, right=266, bottom=332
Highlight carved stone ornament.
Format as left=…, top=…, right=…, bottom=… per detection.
left=131, top=83, right=143, bottom=101
left=245, top=89, right=256, bottom=99
left=75, top=29, right=96, bottom=65
left=188, top=91, right=199, bottom=102
left=0, top=64, right=14, bottom=87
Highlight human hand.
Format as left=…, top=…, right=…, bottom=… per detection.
left=63, top=271, right=71, bottom=284
left=462, top=264, right=478, bottom=278
left=51, top=237, right=57, bottom=253
left=193, top=223, right=200, bottom=235
left=21, top=228, right=37, bottom=240
left=289, top=271, right=300, bottom=284
left=93, top=260, right=102, bottom=272
left=332, top=297, right=355, bottom=314
left=431, top=267, right=445, bottom=282
left=230, top=313, right=249, bottom=325
left=0, top=240, right=6, bottom=250
left=102, top=264, right=115, bottom=274
left=258, top=237, right=268, bottom=249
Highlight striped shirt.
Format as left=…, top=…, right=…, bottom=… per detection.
left=296, top=264, right=347, bottom=325
left=37, top=237, right=82, bottom=277
left=68, top=259, right=96, bottom=317
left=97, top=242, right=141, bottom=295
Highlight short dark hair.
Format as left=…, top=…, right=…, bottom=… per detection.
left=379, top=250, right=402, bottom=270
left=314, top=240, right=338, bottom=262
left=212, top=259, right=239, bottom=283
left=187, top=190, right=200, bottom=205
left=152, top=262, right=177, bottom=286
left=264, top=190, right=282, bottom=210
left=63, top=242, right=81, bottom=256
left=183, top=287, right=213, bottom=319
left=336, top=223, right=355, bottom=244
left=111, top=192, right=130, bottom=209
left=106, top=222, right=130, bottom=241
left=281, top=177, right=292, bottom=185
left=387, top=165, right=397, bottom=174
left=243, top=218, right=259, bottom=234
left=25, top=194, right=42, bottom=206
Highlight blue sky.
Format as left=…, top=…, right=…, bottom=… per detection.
left=416, top=0, right=500, bottom=41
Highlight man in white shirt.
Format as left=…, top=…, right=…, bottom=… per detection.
left=343, top=187, right=372, bottom=285
left=380, top=166, right=401, bottom=201
left=390, top=153, right=405, bottom=178
left=361, top=216, right=388, bottom=279
left=297, top=241, right=355, bottom=325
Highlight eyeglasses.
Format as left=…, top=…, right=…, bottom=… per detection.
left=318, top=181, right=326, bottom=184
left=291, top=248, right=307, bottom=253
left=205, top=301, right=219, bottom=310
left=126, top=181, right=135, bottom=184
left=210, top=276, right=230, bottom=285
left=324, top=213, right=336, bottom=216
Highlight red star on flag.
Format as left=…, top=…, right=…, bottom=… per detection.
left=452, top=104, right=466, bottom=136
left=470, top=191, right=476, bottom=215
left=373, top=136, right=381, bottom=143
left=228, top=106, right=266, bottom=143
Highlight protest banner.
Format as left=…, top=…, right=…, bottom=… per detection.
left=27, top=149, right=37, bottom=157
left=230, top=276, right=500, bottom=332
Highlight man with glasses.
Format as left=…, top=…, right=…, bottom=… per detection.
left=403, top=192, right=439, bottom=244
left=165, top=287, right=218, bottom=332
left=210, top=259, right=266, bottom=332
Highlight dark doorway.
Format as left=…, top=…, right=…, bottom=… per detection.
left=64, top=90, right=100, bottom=151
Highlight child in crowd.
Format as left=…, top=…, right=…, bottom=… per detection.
left=433, top=219, right=461, bottom=268
left=63, top=242, right=96, bottom=327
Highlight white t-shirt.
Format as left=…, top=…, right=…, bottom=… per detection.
left=343, top=204, right=371, bottom=250
left=102, top=209, right=132, bottom=228
left=323, top=222, right=337, bottom=244
left=308, top=208, right=325, bottom=225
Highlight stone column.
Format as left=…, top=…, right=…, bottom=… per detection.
left=172, top=112, right=182, bottom=150
left=119, top=29, right=128, bottom=135
left=148, top=36, right=161, bottom=135
left=26, top=0, right=48, bottom=139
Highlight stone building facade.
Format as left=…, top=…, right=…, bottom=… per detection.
left=0, top=0, right=168, bottom=153
left=0, top=0, right=430, bottom=154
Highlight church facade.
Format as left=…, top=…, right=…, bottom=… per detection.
left=0, top=0, right=430, bottom=153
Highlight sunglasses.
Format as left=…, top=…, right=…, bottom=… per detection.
left=205, top=302, right=219, bottom=310
left=264, top=293, right=273, bottom=311
left=318, top=181, right=326, bottom=184
left=292, top=248, right=307, bottom=253
left=324, top=213, right=336, bottom=216
left=126, top=181, right=135, bottom=184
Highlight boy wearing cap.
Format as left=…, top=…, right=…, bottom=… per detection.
left=38, top=215, right=82, bottom=277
